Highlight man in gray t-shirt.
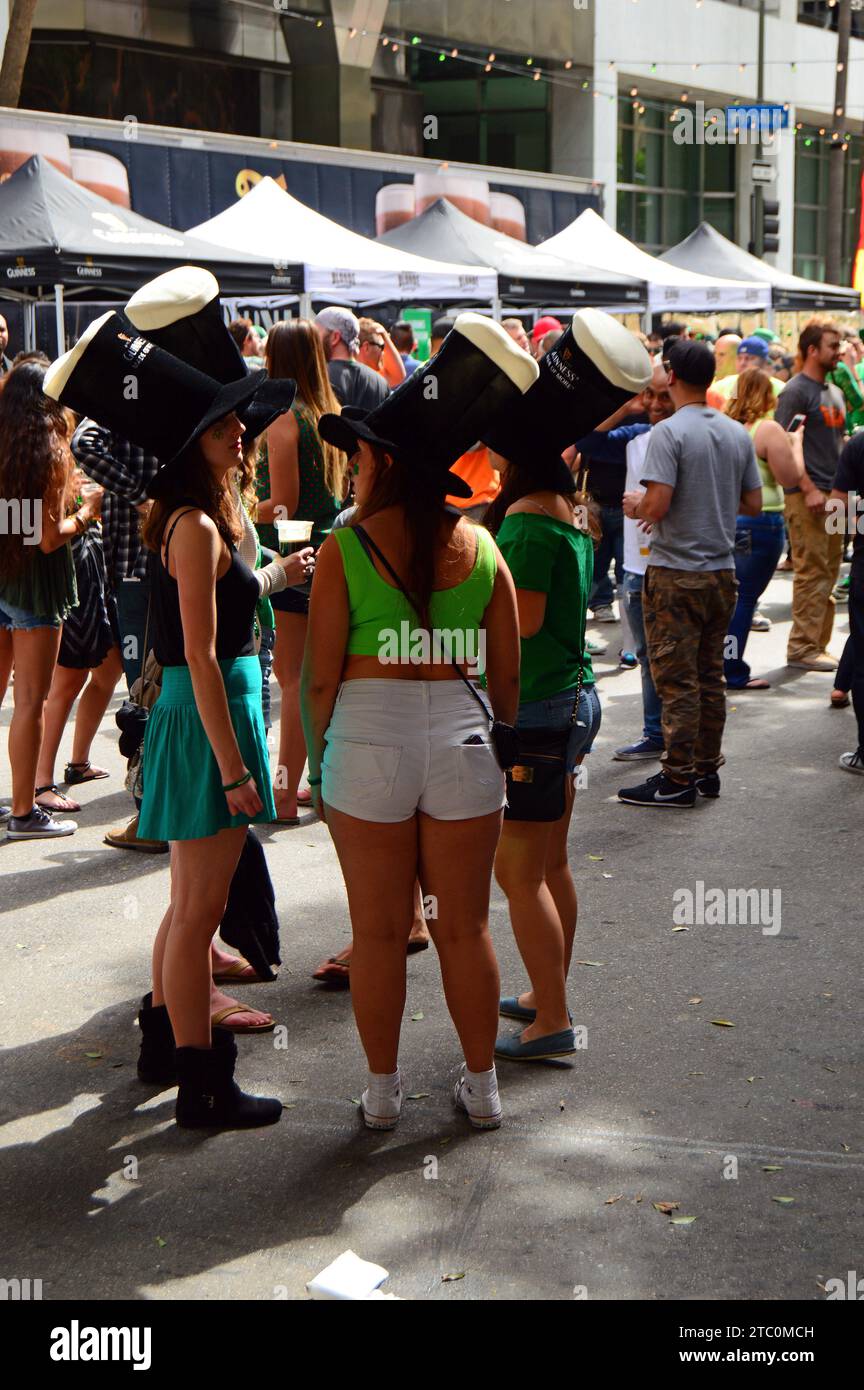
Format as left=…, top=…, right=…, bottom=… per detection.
left=618, top=340, right=762, bottom=808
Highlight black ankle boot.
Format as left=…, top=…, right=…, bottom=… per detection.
left=175, top=1026, right=283, bottom=1130
left=137, top=992, right=176, bottom=1084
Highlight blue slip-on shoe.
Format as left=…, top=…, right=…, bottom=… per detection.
left=499, top=996, right=535, bottom=1022
left=495, top=1028, right=577, bottom=1062
left=499, top=997, right=573, bottom=1024
left=612, top=737, right=664, bottom=762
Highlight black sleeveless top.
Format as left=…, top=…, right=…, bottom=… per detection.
left=150, top=508, right=259, bottom=667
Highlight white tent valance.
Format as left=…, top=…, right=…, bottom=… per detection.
left=540, top=209, right=771, bottom=313
left=187, top=178, right=497, bottom=306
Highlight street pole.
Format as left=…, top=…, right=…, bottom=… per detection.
left=753, top=0, right=766, bottom=258
left=826, top=0, right=851, bottom=286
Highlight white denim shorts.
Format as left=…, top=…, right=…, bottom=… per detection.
left=322, top=679, right=505, bottom=823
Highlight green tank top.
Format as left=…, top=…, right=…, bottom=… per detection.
left=334, top=524, right=496, bottom=665
left=254, top=403, right=342, bottom=553
left=748, top=422, right=784, bottom=512
left=0, top=537, right=77, bottom=622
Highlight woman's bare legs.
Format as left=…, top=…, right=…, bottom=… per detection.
left=418, top=809, right=502, bottom=1072
left=0, top=627, right=14, bottom=709
left=68, top=645, right=123, bottom=765
left=272, top=611, right=308, bottom=819
left=511, top=775, right=579, bottom=1015
left=325, top=806, right=418, bottom=1073
left=159, top=827, right=248, bottom=1048
left=152, top=889, right=272, bottom=1029
left=8, top=627, right=62, bottom=817
left=35, top=664, right=88, bottom=803
left=494, top=770, right=580, bottom=1042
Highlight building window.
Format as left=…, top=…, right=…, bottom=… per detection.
left=793, top=127, right=862, bottom=282
left=408, top=49, right=549, bottom=171
left=617, top=99, right=737, bottom=254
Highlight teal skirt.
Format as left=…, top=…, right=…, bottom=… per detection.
left=138, top=655, right=276, bottom=841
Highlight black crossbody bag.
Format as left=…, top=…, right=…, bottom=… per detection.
left=352, top=525, right=519, bottom=771
left=503, top=670, right=583, bottom=823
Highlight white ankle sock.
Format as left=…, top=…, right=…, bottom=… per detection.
left=364, top=1070, right=401, bottom=1101
left=460, top=1065, right=500, bottom=1116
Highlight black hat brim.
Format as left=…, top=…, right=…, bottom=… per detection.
left=146, top=370, right=277, bottom=499
left=238, top=376, right=297, bottom=443
left=318, top=408, right=474, bottom=500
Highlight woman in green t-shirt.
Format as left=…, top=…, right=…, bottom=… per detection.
left=484, top=450, right=602, bottom=1063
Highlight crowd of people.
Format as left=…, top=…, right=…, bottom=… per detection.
left=0, top=281, right=861, bottom=1135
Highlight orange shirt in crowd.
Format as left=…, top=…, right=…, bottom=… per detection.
left=446, top=445, right=500, bottom=511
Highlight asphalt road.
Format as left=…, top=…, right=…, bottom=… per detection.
left=0, top=567, right=861, bottom=1302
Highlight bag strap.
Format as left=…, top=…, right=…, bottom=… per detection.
left=353, top=524, right=492, bottom=723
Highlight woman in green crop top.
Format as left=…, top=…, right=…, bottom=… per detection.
left=482, top=446, right=603, bottom=1064
left=726, top=368, right=803, bottom=690
left=301, top=410, right=521, bottom=1133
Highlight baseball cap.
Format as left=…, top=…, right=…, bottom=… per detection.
left=315, top=306, right=361, bottom=354
left=532, top=315, right=563, bottom=342
left=739, top=335, right=770, bottom=359
left=665, top=338, right=715, bottom=388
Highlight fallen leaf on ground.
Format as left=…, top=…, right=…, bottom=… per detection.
left=441, top=1272, right=465, bottom=1282
left=710, top=1019, right=735, bottom=1028
left=634, top=1192, right=644, bottom=1203
left=410, top=1011, right=424, bottom=1021
left=84, top=1051, right=103, bottom=1059
left=587, top=854, right=605, bottom=861
left=559, top=1100, right=565, bottom=1111
left=653, top=1202, right=680, bottom=1214
left=155, top=1236, right=166, bottom=1248
left=762, top=1165, right=783, bottom=1172
left=671, top=1216, right=697, bottom=1225
left=602, top=873, right=613, bottom=879
left=672, top=925, right=690, bottom=933
left=823, top=1065, right=837, bottom=1073
left=772, top=1196, right=795, bottom=1205
left=688, top=997, right=703, bottom=1005
left=841, top=1143, right=850, bottom=1152
left=605, top=1194, right=624, bottom=1204
left=406, top=1092, right=431, bottom=1100
left=574, top=960, right=605, bottom=967
left=349, top=1097, right=361, bottom=1106
left=688, top=1071, right=705, bottom=1077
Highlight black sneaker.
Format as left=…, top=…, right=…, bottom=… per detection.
left=617, top=771, right=695, bottom=808
left=695, top=772, right=721, bottom=798
left=6, top=804, right=77, bottom=839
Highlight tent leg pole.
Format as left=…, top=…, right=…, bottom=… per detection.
left=491, top=294, right=502, bottom=323
left=765, top=305, right=776, bottom=333
left=54, top=284, right=65, bottom=356
left=299, top=293, right=313, bottom=320
left=26, top=300, right=37, bottom=352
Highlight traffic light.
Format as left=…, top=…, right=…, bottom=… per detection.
left=763, top=199, right=780, bottom=255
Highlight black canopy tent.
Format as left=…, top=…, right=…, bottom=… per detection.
left=0, top=155, right=302, bottom=353
left=660, top=221, right=860, bottom=313
left=377, top=198, right=647, bottom=311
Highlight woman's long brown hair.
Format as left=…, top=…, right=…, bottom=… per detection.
left=727, top=367, right=776, bottom=430
left=0, top=361, right=74, bottom=584
left=352, top=448, right=462, bottom=630
left=141, top=444, right=242, bottom=553
left=265, top=318, right=345, bottom=499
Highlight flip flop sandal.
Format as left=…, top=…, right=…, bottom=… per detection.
left=296, top=788, right=313, bottom=805
left=64, top=761, right=109, bottom=785
left=311, top=956, right=351, bottom=988
left=406, top=938, right=431, bottom=955
left=830, top=692, right=851, bottom=708
left=743, top=679, right=771, bottom=690
left=35, top=784, right=81, bottom=812
left=212, top=957, right=271, bottom=984
left=211, top=1004, right=275, bottom=1034
left=273, top=814, right=301, bottom=826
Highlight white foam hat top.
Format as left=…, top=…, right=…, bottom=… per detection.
left=43, top=311, right=114, bottom=401
left=125, top=265, right=220, bottom=331
left=453, top=312, right=539, bottom=394
left=571, top=308, right=652, bottom=394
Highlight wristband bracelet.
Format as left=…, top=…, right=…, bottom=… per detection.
left=222, top=771, right=252, bottom=792
left=307, top=775, right=322, bottom=786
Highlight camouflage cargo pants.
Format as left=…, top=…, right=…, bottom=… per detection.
left=642, top=566, right=739, bottom=781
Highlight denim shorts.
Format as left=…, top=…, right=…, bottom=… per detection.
left=516, top=684, right=602, bottom=773
left=0, top=597, right=61, bottom=631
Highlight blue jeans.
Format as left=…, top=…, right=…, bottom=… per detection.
left=622, top=570, right=663, bottom=743
left=725, top=514, right=786, bottom=688
left=114, top=576, right=150, bottom=695
left=590, top=504, right=624, bottom=610
left=516, top=684, right=602, bottom=772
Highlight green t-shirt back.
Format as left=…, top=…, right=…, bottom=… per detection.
left=497, top=511, right=594, bottom=704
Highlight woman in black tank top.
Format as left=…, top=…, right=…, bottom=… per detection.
left=134, top=411, right=294, bottom=1131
